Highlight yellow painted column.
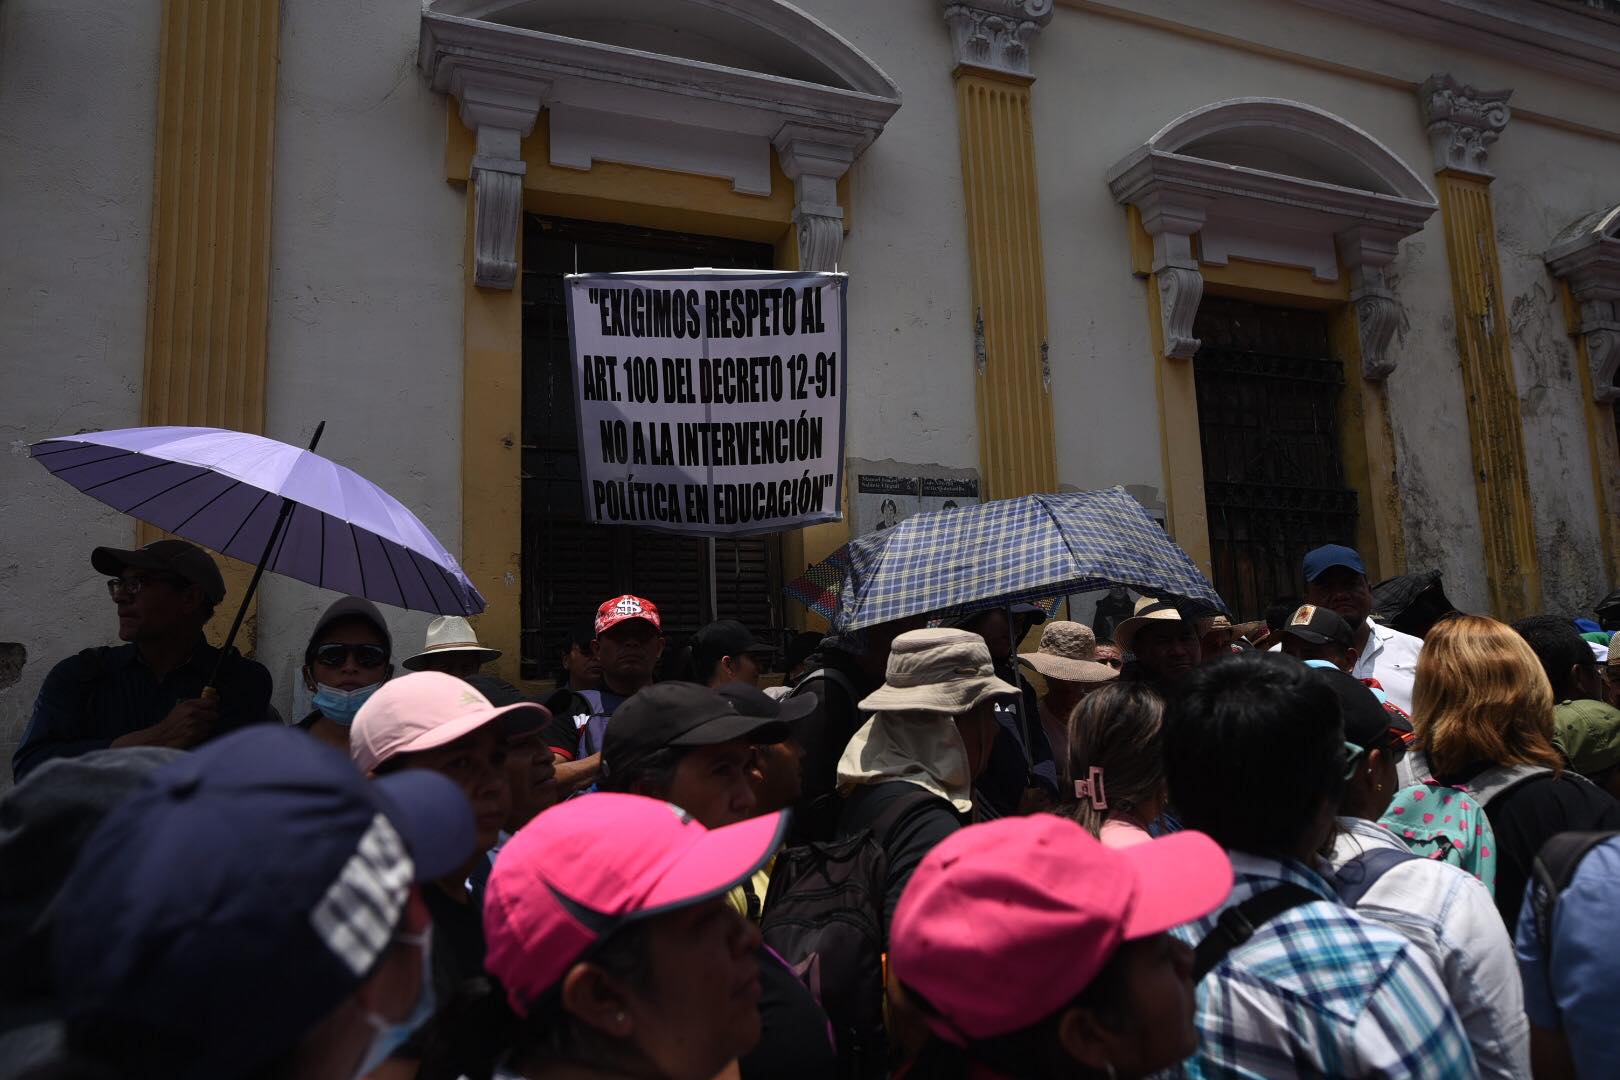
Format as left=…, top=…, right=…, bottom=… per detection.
left=141, top=0, right=280, bottom=649
left=942, top=4, right=1059, bottom=499
left=1421, top=76, right=1541, bottom=619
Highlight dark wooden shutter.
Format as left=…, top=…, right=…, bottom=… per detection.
left=520, top=216, right=782, bottom=679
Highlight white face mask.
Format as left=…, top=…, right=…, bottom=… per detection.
left=354, top=929, right=435, bottom=1078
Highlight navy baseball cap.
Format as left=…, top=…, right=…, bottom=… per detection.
left=1303, top=544, right=1367, bottom=583
left=51, top=726, right=476, bottom=1080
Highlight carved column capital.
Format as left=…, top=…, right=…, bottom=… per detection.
left=940, top=0, right=1054, bottom=78
left=773, top=123, right=860, bottom=271
left=1418, top=74, right=1511, bottom=179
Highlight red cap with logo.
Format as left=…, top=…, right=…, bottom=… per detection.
left=595, top=594, right=661, bottom=636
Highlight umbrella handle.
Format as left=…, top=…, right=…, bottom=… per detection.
left=203, top=422, right=325, bottom=694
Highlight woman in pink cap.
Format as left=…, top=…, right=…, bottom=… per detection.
left=477, top=793, right=790, bottom=1080
left=888, top=814, right=1231, bottom=1079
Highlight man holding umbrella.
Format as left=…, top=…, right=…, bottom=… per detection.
left=12, top=540, right=272, bottom=782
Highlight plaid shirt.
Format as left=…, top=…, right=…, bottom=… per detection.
left=1167, top=852, right=1478, bottom=1079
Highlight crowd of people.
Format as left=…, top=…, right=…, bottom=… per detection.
left=5, top=536, right=1620, bottom=1078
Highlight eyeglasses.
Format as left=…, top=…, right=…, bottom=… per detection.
left=313, top=643, right=389, bottom=669
left=106, top=575, right=186, bottom=599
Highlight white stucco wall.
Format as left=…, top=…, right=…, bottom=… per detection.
left=0, top=1, right=161, bottom=780
left=794, top=0, right=981, bottom=473
left=257, top=0, right=470, bottom=722
left=1033, top=0, right=1620, bottom=616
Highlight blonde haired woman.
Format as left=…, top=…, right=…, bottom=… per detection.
left=1062, top=683, right=1168, bottom=848
left=1382, top=615, right=1620, bottom=924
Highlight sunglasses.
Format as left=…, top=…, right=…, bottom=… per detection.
left=313, top=643, right=388, bottom=669
left=106, top=575, right=187, bottom=599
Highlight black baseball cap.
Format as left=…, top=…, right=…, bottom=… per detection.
left=715, top=681, right=818, bottom=737
left=602, top=682, right=790, bottom=783
left=91, top=538, right=227, bottom=604
left=690, top=620, right=777, bottom=677
left=1312, top=665, right=1414, bottom=753
left=1279, top=604, right=1355, bottom=648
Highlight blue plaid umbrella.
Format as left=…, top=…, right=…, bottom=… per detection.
left=815, top=488, right=1225, bottom=631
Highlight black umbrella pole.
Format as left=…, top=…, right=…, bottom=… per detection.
left=203, top=422, right=325, bottom=696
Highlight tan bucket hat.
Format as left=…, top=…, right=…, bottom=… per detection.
left=1112, top=596, right=1191, bottom=655
left=858, top=628, right=1019, bottom=714
left=1018, top=621, right=1119, bottom=684
left=402, top=615, right=502, bottom=671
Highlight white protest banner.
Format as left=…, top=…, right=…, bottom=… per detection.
left=565, top=269, right=847, bottom=536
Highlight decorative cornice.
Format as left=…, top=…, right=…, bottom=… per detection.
left=1418, top=74, right=1512, bottom=179
left=1294, top=0, right=1620, bottom=94
left=1545, top=204, right=1620, bottom=402
left=940, top=0, right=1055, bottom=78
left=419, top=3, right=901, bottom=288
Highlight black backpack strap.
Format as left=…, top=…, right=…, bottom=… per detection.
left=1193, top=884, right=1320, bottom=982
left=1332, top=847, right=1422, bottom=908
left=795, top=665, right=859, bottom=708
left=1531, top=830, right=1620, bottom=947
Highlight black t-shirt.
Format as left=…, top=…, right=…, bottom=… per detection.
left=1481, top=770, right=1620, bottom=925
left=738, top=946, right=837, bottom=1079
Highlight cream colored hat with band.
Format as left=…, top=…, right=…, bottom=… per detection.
left=858, top=628, right=1019, bottom=714
left=1112, top=596, right=1191, bottom=655
left=1018, top=621, right=1118, bottom=684
left=402, top=615, right=502, bottom=671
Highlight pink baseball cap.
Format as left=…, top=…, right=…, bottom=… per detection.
left=890, top=815, right=1231, bottom=1044
left=483, top=793, right=788, bottom=1016
left=349, top=671, right=550, bottom=774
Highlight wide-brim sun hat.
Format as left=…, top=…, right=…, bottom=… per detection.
left=1112, top=596, right=1191, bottom=655
left=1017, top=620, right=1118, bottom=684
left=890, top=814, right=1231, bottom=1046
left=857, top=628, right=1018, bottom=714
left=402, top=614, right=501, bottom=671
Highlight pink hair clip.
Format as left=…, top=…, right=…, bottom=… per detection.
left=1073, top=766, right=1107, bottom=811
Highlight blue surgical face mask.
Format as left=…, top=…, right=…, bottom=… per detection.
left=355, top=928, right=435, bottom=1078
left=313, top=681, right=382, bottom=726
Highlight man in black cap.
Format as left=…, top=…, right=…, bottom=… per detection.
left=690, top=619, right=777, bottom=689
left=1277, top=603, right=1359, bottom=673
left=598, top=681, right=791, bottom=827
left=12, top=539, right=272, bottom=782
left=717, top=681, right=817, bottom=816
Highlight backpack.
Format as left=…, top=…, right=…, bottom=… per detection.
left=1377, top=763, right=1553, bottom=895
left=1331, top=846, right=1422, bottom=907
left=1527, top=830, right=1620, bottom=949
left=759, top=784, right=939, bottom=1080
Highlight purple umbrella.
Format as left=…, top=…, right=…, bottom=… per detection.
left=30, top=425, right=485, bottom=619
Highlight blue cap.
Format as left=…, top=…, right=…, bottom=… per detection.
left=1303, top=544, right=1367, bottom=583
left=51, top=726, right=476, bottom=1080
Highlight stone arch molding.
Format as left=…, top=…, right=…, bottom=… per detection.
left=1108, top=98, right=1438, bottom=377
left=418, top=0, right=903, bottom=286
left=1546, top=204, right=1620, bottom=403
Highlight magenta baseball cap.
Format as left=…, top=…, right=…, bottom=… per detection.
left=483, top=793, right=788, bottom=1015
left=890, top=815, right=1232, bottom=1044
left=349, top=671, right=549, bottom=774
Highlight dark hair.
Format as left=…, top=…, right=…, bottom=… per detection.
left=1264, top=595, right=1304, bottom=633
left=1511, top=615, right=1594, bottom=701
left=302, top=613, right=391, bottom=669
left=553, top=621, right=597, bottom=683
left=898, top=939, right=1136, bottom=1080
left=597, top=745, right=687, bottom=797
left=1164, top=652, right=1344, bottom=857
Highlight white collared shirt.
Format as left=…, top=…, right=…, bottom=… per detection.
left=1327, top=817, right=1529, bottom=1080
left=1354, top=620, right=1423, bottom=714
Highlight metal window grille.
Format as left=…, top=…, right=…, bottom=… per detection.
left=1193, top=298, right=1359, bottom=620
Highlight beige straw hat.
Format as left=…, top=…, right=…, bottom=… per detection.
left=402, top=615, right=502, bottom=671
left=858, top=628, right=1019, bottom=714
left=1112, top=596, right=1191, bottom=655
left=1017, top=621, right=1119, bottom=684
